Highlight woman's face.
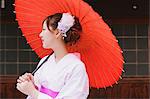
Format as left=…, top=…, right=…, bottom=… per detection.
left=39, top=21, right=56, bottom=49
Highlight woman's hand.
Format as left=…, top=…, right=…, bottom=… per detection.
left=17, top=73, right=34, bottom=83
left=16, top=73, right=38, bottom=98
left=16, top=80, right=39, bottom=98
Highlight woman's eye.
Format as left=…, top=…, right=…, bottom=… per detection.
left=42, top=29, right=46, bottom=31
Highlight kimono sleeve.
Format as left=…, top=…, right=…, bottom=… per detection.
left=55, top=63, right=89, bottom=99
left=26, top=92, right=53, bottom=99
left=37, top=92, right=53, bottom=99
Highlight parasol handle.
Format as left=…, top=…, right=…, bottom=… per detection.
left=32, top=52, right=54, bottom=75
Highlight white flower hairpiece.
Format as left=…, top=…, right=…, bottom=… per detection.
left=57, top=13, right=75, bottom=37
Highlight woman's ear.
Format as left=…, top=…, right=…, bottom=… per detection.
left=55, top=29, right=61, bottom=39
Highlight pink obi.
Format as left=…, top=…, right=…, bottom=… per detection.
left=36, top=85, right=59, bottom=98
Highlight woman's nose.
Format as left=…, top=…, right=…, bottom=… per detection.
left=39, top=32, right=42, bottom=38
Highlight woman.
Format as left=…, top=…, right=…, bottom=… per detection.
left=16, top=13, right=89, bottom=99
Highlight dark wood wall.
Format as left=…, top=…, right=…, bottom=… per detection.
left=0, top=76, right=149, bottom=99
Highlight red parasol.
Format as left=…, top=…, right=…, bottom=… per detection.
left=14, top=0, right=124, bottom=88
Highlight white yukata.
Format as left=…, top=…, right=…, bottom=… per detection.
left=27, top=52, right=89, bottom=99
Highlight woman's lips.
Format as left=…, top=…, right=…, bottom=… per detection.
left=41, top=38, right=44, bottom=42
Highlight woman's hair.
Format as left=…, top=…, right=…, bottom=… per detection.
left=43, top=13, right=82, bottom=45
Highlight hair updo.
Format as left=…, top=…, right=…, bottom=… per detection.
left=43, top=13, right=82, bottom=45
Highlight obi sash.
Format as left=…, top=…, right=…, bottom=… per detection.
left=35, top=85, right=59, bottom=98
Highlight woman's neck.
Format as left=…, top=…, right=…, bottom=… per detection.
left=53, top=42, right=68, bottom=63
